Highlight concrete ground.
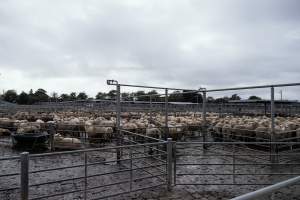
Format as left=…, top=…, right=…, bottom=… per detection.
left=1, top=138, right=300, bottom=200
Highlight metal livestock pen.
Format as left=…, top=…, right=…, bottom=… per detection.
left=1, top=80, right=300, bottom=199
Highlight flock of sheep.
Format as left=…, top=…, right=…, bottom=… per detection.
left=0, top=111, right=300, bottom=149
left=210, top=115, right=300, bottom=141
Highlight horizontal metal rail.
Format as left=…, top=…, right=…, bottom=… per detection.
left=122, top=137, right=166, bottom=154
left=29, top=188, right=84, bottom=200
left=176, top=141, right=300, bottom=145
left=176, top=153, right=300, bottom=156
left=176, top=163, right=300, bottom=166
left=29, top=163, right=85, bottom=174
left=121, top=129, right=165, bottom=142
left=28, top=162, right=166, bottom=188
left=107, top=80, right=300, bottom=93
left=177, top=173, right=300, bottom=176
left=174, top=140, right=300, bottom=192
left=87, top=173, right=166, bottom=191
left=205, top=82, right=300, bottom=92
left=0, top=186, right=20, bottom=192
left=174, top=183, right=283, bottom=186
left=0, top=155, right=20, bottom=161
left=106, top=81, right=202, bottom=92
left=91, top=183, right=166, bottom=200
left=0, top=172, right=20, bottom=177
left=231, top=176, right=300, bottom=200
left=30, top=141, right=166, bottom=157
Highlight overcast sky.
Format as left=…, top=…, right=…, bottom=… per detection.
left=0, top=0, right=300, bottom=99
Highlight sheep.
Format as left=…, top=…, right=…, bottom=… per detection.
left=16, top=122, right=41, bottom=134
left=222, top=123, right=232, bottom=140
left=54, top=133, right=82, bottom=149
left=0, top=118, right=15, bottom=131
left=255, top=126, right=269, bottom=139
left=122, top=122, right=138, bottom=132
left=56, top=118, right=85, bottom=136
left=243, top=122, right=258, bottom=140
left=85, top=125, right=113, bottom=141
left=146, top=128, right=161, bottom=139
left=296, top=128, right=300, bottom=140
left=0, top=128, right=11, bottom=136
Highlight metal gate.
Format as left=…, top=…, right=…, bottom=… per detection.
left=173, top=141, right=300, bottom=195
left=0, top=140, right=171, bottom=200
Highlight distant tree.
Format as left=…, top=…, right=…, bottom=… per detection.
left=181, top=90, right=203, bottom=103
left=215, top=96, right=229, bottom=103
left=77, top=92, right=88, bottom=100
left=121, top=92, right=131, bottom=101
left=28, top=89, right=36, bottom=104
left=34, top=88, right=49, bottom=102
left=147, top=90, right=158, bottom=101
left=207, top=96, right=215, bottom=102
left=248, top=95, right=262, bottom=100
left=96, top=92, right=107, bottom=100
left=169, top=91, right=183, bottom=102
left=59, top=93, right=70, bottom=101
left=194, top=93, right=203, bottom=103
left=136, top=91, right=146, bottom=101
left=107, top=90, right=117, bottom=99
left=3, top=90, right=18, bottom=103
left=70, top=92, right=77, bottom=101
left=49, top=92, right=58, bottom=102
left=230, top=94, right=241, bottom=101
left=17, top=91, right=29, bottom=104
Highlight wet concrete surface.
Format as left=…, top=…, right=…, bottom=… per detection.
left=1, top=139, right=300, bottom=200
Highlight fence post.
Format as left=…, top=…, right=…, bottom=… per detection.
left=167, top=138, right=173, bottom=191
left=270, top=87, right=277, bottom=163
left=202, top=91, right=207, bottom=150
left=173, top=141, right=177, bottom=186
left=165, top=89, right=169, bottom=139
left=232, top=144, right=236, bottom=184
left=129, top=147, right=133, bottom=192
left=116, top=84, right=121, bottom=163
left=149, top=95, right=153, bottom=121
left=49, top=124, right=55, bottom=151
left=84, top=152, right=87, bottom=200
left=20, top=152, right=29, bottom=200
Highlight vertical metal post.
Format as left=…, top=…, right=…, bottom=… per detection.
left=150, top=95, right=153, bottom=121
left=48, top=124, right=55, bottom=151
left=167, top=138, right=173, bottom=191
left=202, top=91, right=207, bottom=149
left=84, top=131, right=87, bottom=148
left=232, top=144, right=236, bottom=184
left=129, top=147, right=133, bottom=192
left=116, top=84, right=121, bottom=163
left=165, top=89, right=169, bottom=139
left=270, top=87, right=277, bottom=163
left=173, top=141, right=177, bottom=186
left=84, top=152, right=87, bottom=200
left=20, top=152, right=29, bottom=200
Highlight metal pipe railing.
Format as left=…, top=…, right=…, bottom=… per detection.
left=5, top=140, right=168, bottom=200
left=231, top=176, right=300, bottom=200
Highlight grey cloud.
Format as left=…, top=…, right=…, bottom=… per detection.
left=0, top=0, right=300, bottom=98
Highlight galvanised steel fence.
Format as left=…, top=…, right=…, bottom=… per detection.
left=173, top=141, right=300, bottom=199
left=0, top=138, right=171, bottom=200
left=231, top=175, right=300, bottom=200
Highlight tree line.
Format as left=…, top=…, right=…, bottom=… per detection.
left=0, top=88, right=262, bottom=105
